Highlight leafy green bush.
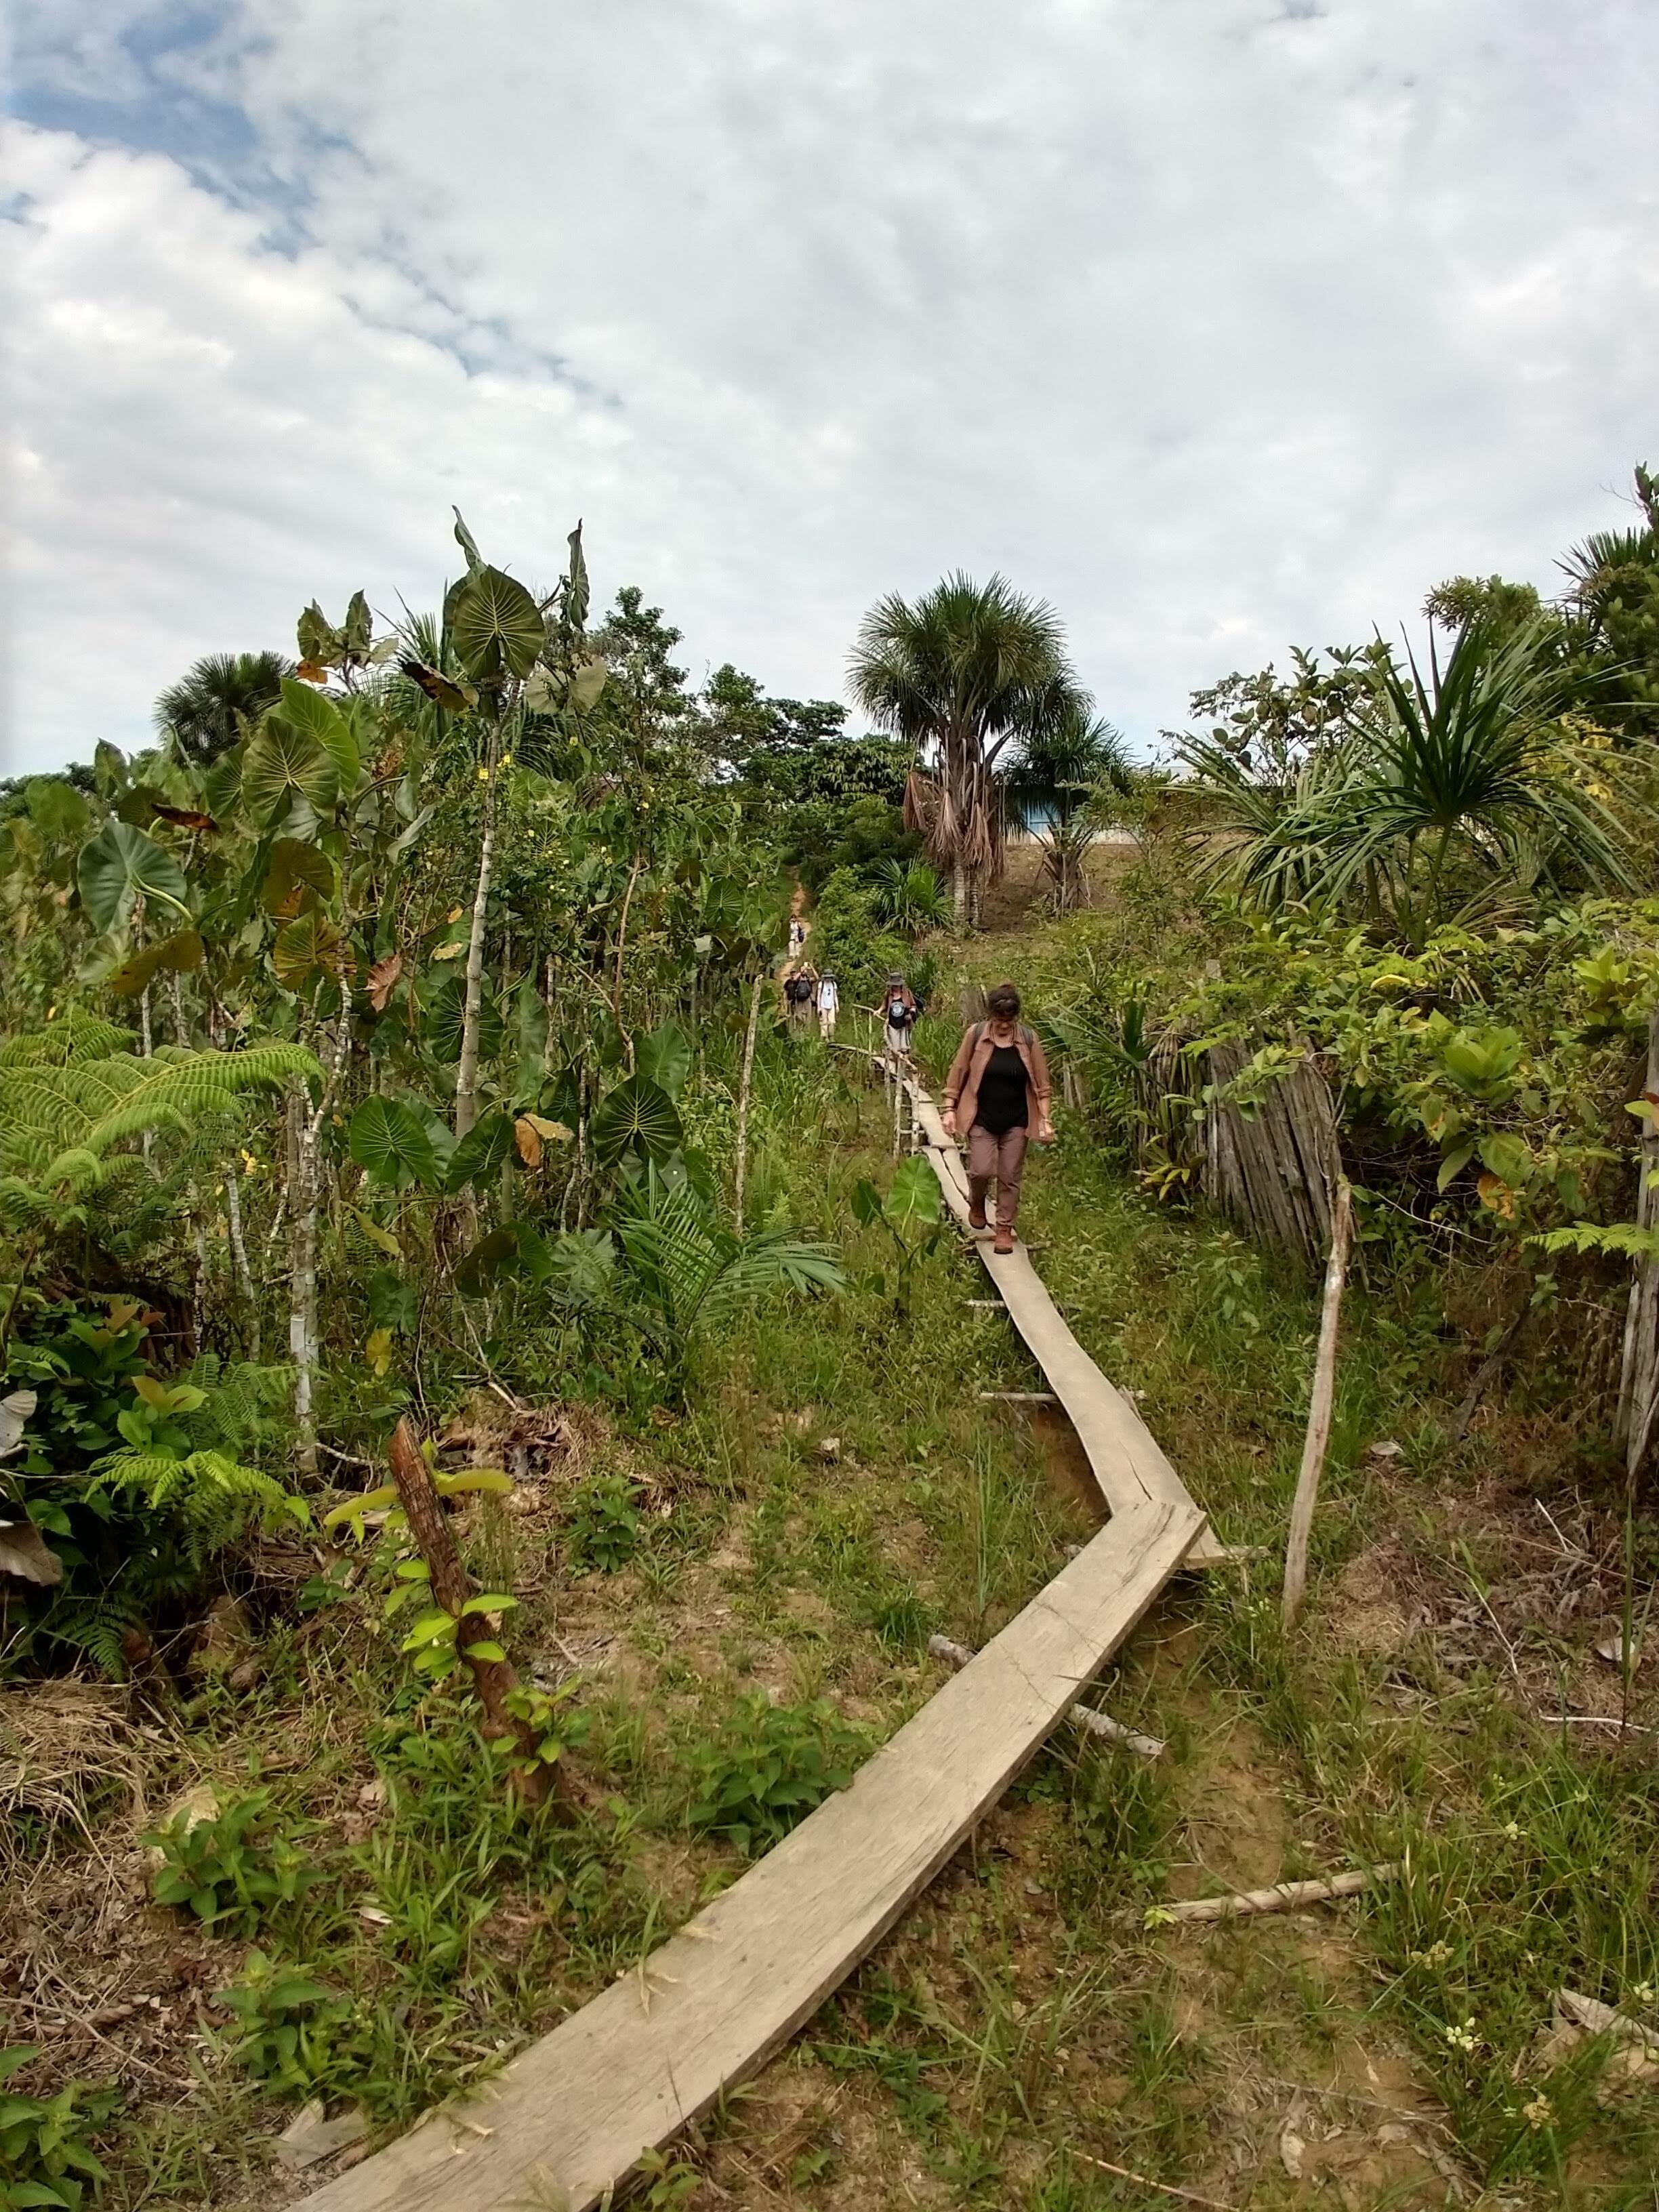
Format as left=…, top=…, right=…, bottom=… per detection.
left=214, top=1952, right=346, bottom=2099
left=0, top=2048, right=119, bottom=2211
left=687, top=1692, right=871, bottom=1856
left=145, top=1790, right=314, bottom=1934
left=567, top=1473, right=644, bottom=1573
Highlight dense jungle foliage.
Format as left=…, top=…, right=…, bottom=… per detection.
left=4, top=470, right=1659, bottom=2211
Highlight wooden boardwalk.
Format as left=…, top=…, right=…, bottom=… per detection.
left=303, top=1066, right=1209, bottom=2212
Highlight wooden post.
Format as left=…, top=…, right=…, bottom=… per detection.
left=386, top=1418, right=555, bottom=1807
left=1282, top=1175, right=1353, bottom=1629
left=733, top=972, right=763, bottom=1234
left=1614, top=1011, right=1659, bottom=1484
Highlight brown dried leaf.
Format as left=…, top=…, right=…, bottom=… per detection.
left=514, top=1116, right=543, bottom=1168
left=366, top=951, right=405, bottom=1013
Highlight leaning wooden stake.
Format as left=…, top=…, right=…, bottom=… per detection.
left=1282, top=1174, right=1353, bottom=1629
left=386, top=1418, right=556, bottom=1807
left=732, top=972, right=763, bottom=1233
left=928, top=1634, right=1165, bottom=1756
left=1614, top=1009, right=1659, bottom=1483
left=1164, top=1863, right=1398, bottom=1923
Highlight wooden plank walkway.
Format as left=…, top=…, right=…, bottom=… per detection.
left=904, top=1076, right=1223, bottom=1557
left=301, top=1501, right=1200, bottom=2212
left=302, top=1061, right=1210, bottom=2212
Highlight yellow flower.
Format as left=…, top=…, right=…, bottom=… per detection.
left=1521, top=2094, right=1553, bottom=2131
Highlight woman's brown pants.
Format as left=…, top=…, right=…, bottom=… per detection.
left=967, top=1124, right=1027, bottom=1229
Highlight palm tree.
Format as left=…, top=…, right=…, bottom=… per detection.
left=1185, top=621, right=1641, bottom=943
left=155, top=651, right=293, bottom=762
left=1002, top=705, right=1132, bottom=912
left=848, top=574, right=1076, bottom=923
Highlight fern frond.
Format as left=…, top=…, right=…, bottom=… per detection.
left=0, top=1042, right=319, bottom=1177
left=0, top=1012, right=136, bottom=1067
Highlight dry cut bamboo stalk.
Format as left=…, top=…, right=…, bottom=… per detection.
left=927, top=1634, right=1165, bottom=1757
left=1163, top=1862, right=1399, bottom=1923
left=732, top=972, right=763, bottom=1233
left=1282, top=1174, right=1353, bottom=1629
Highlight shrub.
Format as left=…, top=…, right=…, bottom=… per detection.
left=567, top=1473, right=644, bottom=1573
left=145, top=1789, right=314, bottom=1935
left=687, top=1692, right=871, bottom=1856
left=0, top=2047, right=119, bottom=2211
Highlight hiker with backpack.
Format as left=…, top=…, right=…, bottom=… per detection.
left=815, top=970, right=840, bottom=1042
left=783, top=963, right=817, bottom=1036
left=880, top=971, right=919, bottom=1076
left=940, top=984, right=1054, bottom=1255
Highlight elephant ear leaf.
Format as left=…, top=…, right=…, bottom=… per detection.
left=449, top=565, right=544, bottom=682
left=241, top=720, right=338, bottom=828
left=636, top=1021, right=691, bottom=1097
left=348, top=1097, right=439, bottom=1191
left=297, top=600, right=344, bottom=667
left=446, top=1111, right=516, bottom=1193
left=110, top=928, right=205, bottom=998
left=273, top=680, right=359, bottom=790
left=592, top=1073, right=682, bottom=1162
left=78, top=821, right=189, bottom=933
left=452, top=507, right=483, bottom=575
left=564, top=521, right=590, bottom=633
left=273, top=912, right=349, bottom=993
left=262, top=838, right=337, bottom=918
left=342, top=590, right=373, bottom=661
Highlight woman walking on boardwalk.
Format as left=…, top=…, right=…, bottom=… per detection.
left=941, top=984, right=1054, bottom=1255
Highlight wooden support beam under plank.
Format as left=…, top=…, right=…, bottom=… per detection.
left=298, top=1498, right=1202, bottom=2212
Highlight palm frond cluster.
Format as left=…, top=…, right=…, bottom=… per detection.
left=1182, top=619, right=1652, bottom=943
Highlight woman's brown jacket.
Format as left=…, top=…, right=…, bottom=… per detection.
left=943, top=1021, right=1052, bottom=1133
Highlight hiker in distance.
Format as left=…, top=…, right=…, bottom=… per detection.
left=880, top=970, right=919, bottom=1076
left=941, top=984, right=1054, bottom=1256
left=815, top=970, right=840, bottom=1042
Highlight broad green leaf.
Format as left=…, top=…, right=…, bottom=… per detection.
left=432, top=1467, right=514, bottom=1496
left=297, top=600, right=344, bottom=665
left=110, top=928, right=204, bottom=998
left=347, top=1204, right=403, bottom=1260
left=564, top=520, right=590, bottom=632
left=449, top=564, right=544, bottom=682
left=272, top=912, right=348, bottom=993
left=24, top=777, right=90, bottom=841
left=424, top=976, right=506, bottom=1065
left=464, top=1639, right=506, bottom=1662
left=592, top=1073, right=682, bottom=1162
left=446, top=1111, right=515, bottom=1193
left=342, top=588, right=373, bottom=659
left=273, top=678, right=359, bottom=790
left=460, top=1592, right=518, bottom=1616
left=887, top=1154, right=941, bottom=1229
left=636, top=1021, right=691, bottom=1097
left=851, top=1176, right=883, bottom=1229
left=241, top=720, right=338, bottom=828
left=1435, top=1141, right=1475, bottom=1193
left=1477, top=1132, right=1533, bottom=1189
left=262, top=838, right=337, bottom=917
left=348, top=1097, right=439, bottom=1190
left=78, top=821, right=190, bottom=933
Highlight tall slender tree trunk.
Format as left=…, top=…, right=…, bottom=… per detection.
left=951, top=858, right=968, bottom=925
left=287, top=1088, right=319, bottom=1473
left=455, top=722, right=502, bottom=1141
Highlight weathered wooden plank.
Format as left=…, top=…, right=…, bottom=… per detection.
left=300, top=1498, right=1202, bottom=2212
left=907, top=1085, right=1217, bottom=1554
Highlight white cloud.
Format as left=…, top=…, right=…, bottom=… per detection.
left=5, top=0, right=1657, bottom=775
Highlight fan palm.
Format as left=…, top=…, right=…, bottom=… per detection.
left=155, top=652, right=293, bottom=762
left=1188, top=621, right=1641, bottom=943
left=848, top=574, right=1076, bottom=922
left=1002, top=704, right=1131, bottom=912
left=872, top=859, right=949, bottom=933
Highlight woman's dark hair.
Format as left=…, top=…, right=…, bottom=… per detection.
left=987, top=983, right=1021, bottom=1018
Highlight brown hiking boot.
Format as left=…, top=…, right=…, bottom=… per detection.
left=968, top=1201, right=988, bottom=1231
left=993, top=1225, right=1015, bottom=1255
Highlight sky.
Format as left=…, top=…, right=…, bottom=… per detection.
left=3, top=0, right=1656, bottom=777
